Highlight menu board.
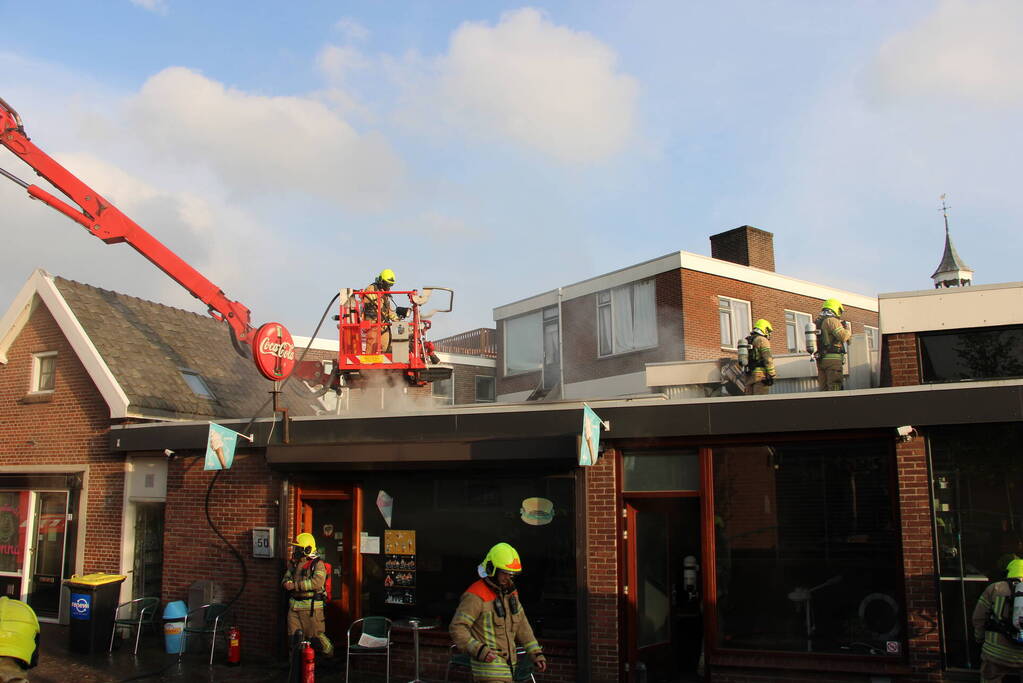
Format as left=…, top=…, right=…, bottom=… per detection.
left=383, top=530, right=416, bottom=606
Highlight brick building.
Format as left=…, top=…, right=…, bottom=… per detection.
left=494, top=226, right=878, bottom=401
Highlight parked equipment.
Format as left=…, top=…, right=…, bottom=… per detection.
left=0, top=96, right=452, bottom=388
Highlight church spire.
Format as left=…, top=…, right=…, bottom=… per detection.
left=931, top=194, right=973, bottom=288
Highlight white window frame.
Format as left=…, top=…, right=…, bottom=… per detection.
left=503, top=312, right=543, bottom=376
left=596, top=279, right=658, bottom=358
left=865, top=325, right=879, bottom=352
left=718, top=296, right=751, bottom=350
left=29, top=352, right=57, bottom=394
left=474, top=375, right=495, bottom=403
left=432, top=376, right=455, bottom=405
left=784, top=310, right=813, bottom=353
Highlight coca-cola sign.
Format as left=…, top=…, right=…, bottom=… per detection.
left=253, top=322, right=297, bottom=380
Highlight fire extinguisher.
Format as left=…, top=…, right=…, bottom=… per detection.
left=227, top=625, right=241, bottom=666
left=301, top=640, right=315, bottom=683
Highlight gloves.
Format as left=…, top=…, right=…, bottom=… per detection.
left=763, top=376, right=774, bottom=386
left=395, top=306, right=409, bottom=319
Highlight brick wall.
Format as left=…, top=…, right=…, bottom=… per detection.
left=881, top=332, right=922, bottom=387
left=681, top=269, right=878, bottom=361
left=895, top=437, right=942, bottom=682
left=709, top=226, right=776, bottom=272
left=162, top=451, right=282, bottom=653
left=0, top=302, right=121, bottom=573
left=587, top=451, right=619, bottom=682
left=451, top=362, right=495, bottom=405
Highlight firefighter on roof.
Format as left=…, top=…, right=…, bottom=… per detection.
left=815, top=298, right=851, bottom=391
left=744, top=319, right=777, bottom=395
left=0, top=597, right=39, bottom=683
left=364, top=269, right=401, bottom=353
left=972, top=558, right=1023, bottom=681
left=282, top=533, right=333, bottom=656
left=450, top=543, right=546, bottom=682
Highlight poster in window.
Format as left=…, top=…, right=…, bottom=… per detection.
left=0, top=492, right=29, bottom=573
left=384, top=530, right=416, bottom=605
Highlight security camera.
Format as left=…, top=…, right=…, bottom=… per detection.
left=895, top=426, right=917, bottom=443
left=164, top=449, right=175, bottom=457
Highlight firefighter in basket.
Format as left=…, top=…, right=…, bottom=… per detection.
left=282, top=533, right=333, bottom=657
left=363, top=269, right=409, bottom=354
left=450, top=543, right=547, bottom=682
left=973, top=557, right=1023, bottom=681
left=743, top=319, right=777, bottom=395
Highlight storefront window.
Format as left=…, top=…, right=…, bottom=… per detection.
left=930, top=423, right=1023, bottom=671
left=713, top=440, right=900, bottom=655
left=919, top=325, right=1023, bottom=383
left=0, top=492, right=29, bottom=573
left=358, top=471, right=577, bottom=640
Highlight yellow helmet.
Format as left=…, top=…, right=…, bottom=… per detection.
left=822, top=298, right=844, bottom=316
left=753, top=319, right=773, bottom=336
left=291, top=532, right=316, bottom=556
left=479, top=542, right=523, bottom=577
left=1008, top=558, right=1023, bottom=579
left=0, top=597, right=38, bottom=669
left=378, top=269, right=396, bottom=286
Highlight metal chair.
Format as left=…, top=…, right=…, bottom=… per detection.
left=108, top=596, right=160, bottom=655
left=178, top=602, right=229, bottom=666
left=345, top=616, right=392, bottom=682
left=445, top=644, right=537, bottom=682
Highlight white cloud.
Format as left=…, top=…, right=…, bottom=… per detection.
left=872, top=0, right=1023, bottom=106
left=334, top=18, right=370, bottom=43
left=318, top=44, right=369, bottom=85
left=125, top=67, right=404, bottom=209
left=411, top=7, right=639, bottom=164
left=130, top=0, right=168, bottom=15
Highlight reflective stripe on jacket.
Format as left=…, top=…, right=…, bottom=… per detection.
left=817, top=315, right=850, bottom=359
left=748, top=334, right=776, bottom=380
left=283, top=557, right=326, bottom=611
left=973, top=580, right=1023, bottom=667
left=450, top=579, right=542, bottom=680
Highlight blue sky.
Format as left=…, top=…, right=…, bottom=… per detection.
left=1, top=1, right=1019, bottom=339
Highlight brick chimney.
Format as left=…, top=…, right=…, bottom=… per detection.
left=709, top=226, right=775, bottom=272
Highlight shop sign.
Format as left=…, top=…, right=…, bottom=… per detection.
left=253, top=322, right=296, bottom=380
left=579, top=403, right=609, bottom=466
left=205, top=423, right=253, bottom=471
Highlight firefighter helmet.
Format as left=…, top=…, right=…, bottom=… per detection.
left=0, top=597, right=39, bottom=669
left=478, top=543, right=523, bottom=577
left=753, top=319, right=773, bottom=337
left=378, top=269, right=396, bottom=286
left=822, top=298, right=844, bottom=316
left=291, top=532, right=316, bottom=557
left=1008, top=558, right=1023, bottom=579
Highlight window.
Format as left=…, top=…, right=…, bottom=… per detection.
left=30, top=352, right=57, bottom=393
left=713, top=440, right=900, bottom=655
left=432, top=376, right=454, bottom=405
left=919, top=325, right=1023, bottom=383
left=784, top=310, right=813, bottom=353
left=623, top=450, right=700, bottom=491
left=597, top=279, right=657, bottom=357
left=718, top=297, right=751, bottom=349
left=475, top=375, right=495, bottom=403
left=179, top=369, right=215, bottom=399
left=864, top=326, right=879, bottom=352
left=504, top=312, right=542, bottom=375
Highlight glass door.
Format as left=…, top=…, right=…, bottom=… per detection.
left=28, top=491, right=69, bottom=617
left=132, top=503, right=165, bottom=601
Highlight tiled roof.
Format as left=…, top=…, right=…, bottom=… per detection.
left=53, top=277, right=323, bottom=420
left=931, top=227, right=972, bottom=278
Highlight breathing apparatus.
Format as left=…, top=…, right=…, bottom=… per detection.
left=1008, top=559, right=1023, bottom=643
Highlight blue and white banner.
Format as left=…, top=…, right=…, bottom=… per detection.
left=204, top=423, right=244, bottom=471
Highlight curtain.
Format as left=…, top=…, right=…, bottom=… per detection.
left=612, top=280, right=657, bottom=352
left=505, top=312, right=542, bottom=373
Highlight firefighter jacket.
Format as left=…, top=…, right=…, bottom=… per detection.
left=816, top=314, right=850, bottom=360
left=450, top=579, right=543, bottom=679
left=973, top=580, right=1023, bottom=668
left=747, top=333, right=776, bottom=381
left=283, top=556, right=327, bottom=611
left=363, top=282, right=397, bottom=323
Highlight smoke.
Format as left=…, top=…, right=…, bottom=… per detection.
left=335, top=368, right=447, bottom=416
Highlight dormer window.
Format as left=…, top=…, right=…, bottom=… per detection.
left=30, top=352, right=57, bottom=393
left=180, top=369, right=215, bottom=399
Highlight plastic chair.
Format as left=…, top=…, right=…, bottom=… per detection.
left=445, top=644, right=537, bottom=682
left=108, top=597, right=160, bottom=655
left=345, top=616, right=392, bottom=682
left=179, top=602, right=229, bottom=666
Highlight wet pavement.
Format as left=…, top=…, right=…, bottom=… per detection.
left=28, top=622, right=358, bottom=683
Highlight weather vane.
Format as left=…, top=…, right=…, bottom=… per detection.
left=939, top=193, right=950, bottom=233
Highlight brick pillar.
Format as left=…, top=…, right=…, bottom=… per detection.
left=587, top=452, right=619, bottom=682
left=896, top=438, right=942, bottom=681
left=882, top=333, right=922, bottom=386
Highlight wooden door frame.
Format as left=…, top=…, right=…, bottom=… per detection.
left=293, top=483, right=363, bottom=620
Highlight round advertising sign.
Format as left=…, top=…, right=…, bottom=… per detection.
left=252, top=322, right=297, bottom=380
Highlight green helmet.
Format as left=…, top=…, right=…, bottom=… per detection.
left=753, top=319, right=773, bottom=337
left=822, top=298, right=844, bottom=316
left=478, top=542, right=522, bottom=577
left=291, top=532, right=317, bottom=557
left=0, top=597, right=39, bottom=669
left=378, top=269, right=396, bottom=286
left=1008, top=558, right=1023, bottom=579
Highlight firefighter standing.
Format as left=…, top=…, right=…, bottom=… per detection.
left=282, top=533, right=333, bottom=656
left=0, top=597, right=38, bottom=683
left=815, top=298, right=851, bottom=391
left=744, top=319, right=776, bottom=395
left=363, top=269, right=399, bottom=353
left=450, top=543, right=547, bottom=682
left=972, top=558, right=1023, bottom=681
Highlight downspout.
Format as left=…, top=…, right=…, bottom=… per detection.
left=558, top=287, right=566, bottom=397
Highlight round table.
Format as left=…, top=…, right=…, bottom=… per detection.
left=393, top=617, right=438, bottom=683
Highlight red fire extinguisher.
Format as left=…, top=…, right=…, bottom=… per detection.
left=301, top=640, right=315, bottom=683
left=227, top=626, right=241, bottom=666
